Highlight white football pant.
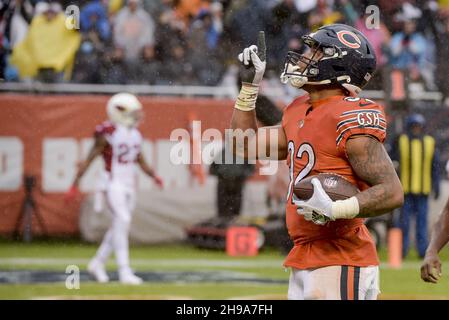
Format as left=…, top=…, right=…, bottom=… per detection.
left=92, top=183, right=136, bottom=271
left=93, top=171, right=108, bottom=213
left=288, top=265, right=380, bottom=300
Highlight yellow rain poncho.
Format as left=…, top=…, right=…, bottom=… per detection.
left=11, top=13, right=81, bottom=80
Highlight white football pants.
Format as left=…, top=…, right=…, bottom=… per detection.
left=288, top=265, right=380, bottom=300
left=92, top=183, right=136, bottom=270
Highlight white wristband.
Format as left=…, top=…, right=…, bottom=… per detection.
left=234, top=83, right=259, bottom=111
left=331, top=196, right=360, bottom=219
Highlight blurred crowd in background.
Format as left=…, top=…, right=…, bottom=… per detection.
left=3, top=0, right=449, bottom=242
left=4, top=0, right=449, bottom=169
left=1, top=0, right=449, bottom=94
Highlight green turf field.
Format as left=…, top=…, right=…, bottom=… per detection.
left=0, top=240, right=448, bottom=299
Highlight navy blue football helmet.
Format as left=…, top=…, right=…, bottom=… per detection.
left=280, top=24, right=377, bottom=95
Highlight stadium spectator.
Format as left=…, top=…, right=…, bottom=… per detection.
left=157, top=0, right=188, bottom=33
left=307, top=0, right=344, bottom=31
left=372, top=0, right=407, bottom=30
left=142, top=0, right=168, bottom=19
left=155, top=2, right=194, bottom=85
left=291, top=0, right=318, bottom=29
left=1, top=0, right=34, bottom=81
left=112, top=0, right=158, bottom=83
left=175, top=0, right=210, bottom=27
left=10, top=1, right=81, bottom=82
left=189, top=6, right=225, bottom=85
left=342, top=1, right=391, bottom=90
left=107, top=0, right=123, bottom=15
left=427, top=5, right=449, bottom=104
left=80, top=0, right=111, bottom=42
left=265, top=0, right=304, bottom=72
left=1, top=0, right=33, bottom=48
left=355, top=17, right=391, bottom=68
left=72, top=0, right=111, bottom=83
left=389, top=5, right=436, bottom=90
left=393, top=114, right=441, bottom=258
left=207, top=2, right=224, bottom=50
left=223, top=0, right=269, bottom=59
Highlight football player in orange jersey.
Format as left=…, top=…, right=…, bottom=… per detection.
left=231, top=25, right=404, bottom=300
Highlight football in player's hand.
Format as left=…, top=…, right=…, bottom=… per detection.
left=294, top=173, right=359, bottom=201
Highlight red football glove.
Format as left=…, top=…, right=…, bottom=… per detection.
left=64, top=185, right=80, bottom=203
left=154, top=176, right=164, bottom=189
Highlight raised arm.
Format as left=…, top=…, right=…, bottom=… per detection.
left=346, top=135, right=404, bottom=217
left=230, top=31, right=288, bottom=161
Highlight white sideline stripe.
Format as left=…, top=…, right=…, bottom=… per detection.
left=0, top=257, right=425, bottom=270
left=0, top=258, right=284, bottom=268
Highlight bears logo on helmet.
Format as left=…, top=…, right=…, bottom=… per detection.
left=336, top=30, right=361, bottom=49
left=280, top=23, right=376, bottom=95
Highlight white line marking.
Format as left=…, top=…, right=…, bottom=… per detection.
left=0, top=258, right=284, bottom=268
left=0, top=258, right=431, bottom=270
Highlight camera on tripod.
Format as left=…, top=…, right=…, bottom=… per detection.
left=14, top=175, right=47, bottom=242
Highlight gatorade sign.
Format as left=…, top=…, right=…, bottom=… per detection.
left=226, top=226, right=259, bottom=257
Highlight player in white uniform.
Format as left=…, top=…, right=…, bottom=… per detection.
left=67, top=93, right=163, bottom=285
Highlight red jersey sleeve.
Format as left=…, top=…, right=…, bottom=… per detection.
left=336, top=101, right=387, bottom=155
left=94, top=121, right=115, bottom=138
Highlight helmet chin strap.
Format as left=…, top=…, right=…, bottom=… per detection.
left=341, top=83, right=362, bottom=95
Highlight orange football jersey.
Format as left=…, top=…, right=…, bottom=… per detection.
left=282, top=94, right=387, bottom=270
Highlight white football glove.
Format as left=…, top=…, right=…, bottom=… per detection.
left=293, top=178, right=334, bottom=226
left=237, top=32, right=266, bottom=85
